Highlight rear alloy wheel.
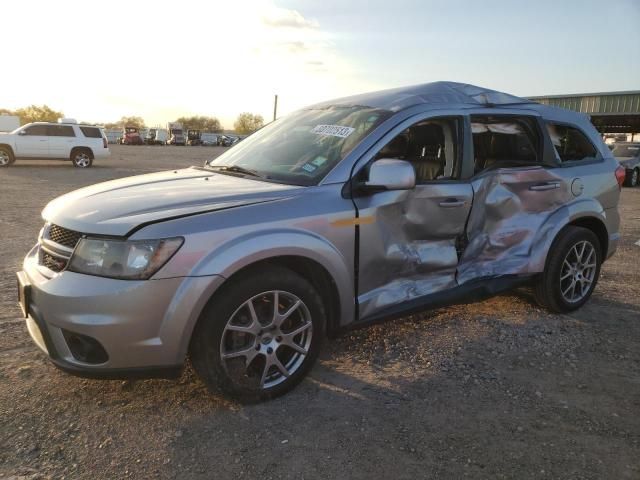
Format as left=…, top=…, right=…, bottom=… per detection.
left=71, top=149, right=93, bottom=168
left=191, top=266, right=325, bottom=401
left=631, top=168, right=639, bottom=187
left=535, top=226, right=601, bottom=313
left=0, top=147, right=14, bottom=166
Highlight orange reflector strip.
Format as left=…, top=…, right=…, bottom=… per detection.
left=331, top=216, right=375, bottom=227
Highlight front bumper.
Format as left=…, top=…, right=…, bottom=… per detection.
left=19, top=246, right=224, bottom=378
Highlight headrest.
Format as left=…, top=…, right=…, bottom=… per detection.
left=378, top=134, right=408, bottom=158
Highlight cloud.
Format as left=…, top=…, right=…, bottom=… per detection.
left=262, top=7, right=319, bottom=29
left=281, top=41, right=308, bottom=53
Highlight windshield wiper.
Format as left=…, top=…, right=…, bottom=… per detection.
left=206, top=164, right=263, bottom=178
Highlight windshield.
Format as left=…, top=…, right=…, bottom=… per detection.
left=206, top=106, right=392, bottom=186
left=612, top=144, right=640, bottom=157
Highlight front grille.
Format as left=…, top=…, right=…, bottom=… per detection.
left=48, top=224, right=82, bottom=249
left=41, top=250, right=68, bottom=272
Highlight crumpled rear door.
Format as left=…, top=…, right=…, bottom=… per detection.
left=456, top=166, right=571, bottom=284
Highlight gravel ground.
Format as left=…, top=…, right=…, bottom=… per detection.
left=1, top=145, right=639, bottom=480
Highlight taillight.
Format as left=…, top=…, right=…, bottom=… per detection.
left=103, top=137, right=108, bottom=148
left=615, top=166, right=625, bottom=190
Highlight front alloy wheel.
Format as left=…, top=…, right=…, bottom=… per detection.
left=191, top=266, right=325, bottom=401
left=0, top=147, right=14, bottom=166
left=221, top=290, right=313, bottom=389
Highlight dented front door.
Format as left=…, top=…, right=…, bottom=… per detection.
left=355, top=182, right=473, bottom=319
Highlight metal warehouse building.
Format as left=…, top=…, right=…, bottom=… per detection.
left=528, top=90, right=640, bottom=138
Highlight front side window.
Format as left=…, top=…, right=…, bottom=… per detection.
left=48, top=125, right=75, bottom=137
left=24, top=125, right=48, bottom=136
left=471, top=116, right=540, bottom=174
left=371, top=117, right=462, bottom=183
left=206, top=106, right=392, bottom=186
left=546, top=123, right=597, bottom=162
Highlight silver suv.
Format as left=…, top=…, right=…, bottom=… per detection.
left=17, top=82, right=623, bottom=400
left=0, top=120, right=110, bottom=168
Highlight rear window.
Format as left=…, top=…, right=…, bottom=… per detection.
left=80, top=126, right=102, bottom=138
left=546, top=123, right=597, bottom=162
left=48, top=125, right=75, bottom=137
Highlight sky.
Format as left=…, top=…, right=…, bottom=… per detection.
left=2, top=0, right=639, bottom=129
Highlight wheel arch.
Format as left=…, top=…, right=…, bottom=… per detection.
left=0, top=143, right=15, bottom=157
left=70, top=146, right=94, bottom=158
left=203, top=255, right=343, bottom=337
left=172, top=231, right=355, bottom=363
left=529, top=202, right=610, bottom=274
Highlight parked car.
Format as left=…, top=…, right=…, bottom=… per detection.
left=200, top=133, right=219, bottom=146
left=0, top=119, right=109, bottom=167
left=145, top=128, right=168, bottom=145
left=167, top=122, right=185, bottom=146
left=611, top=142, right=640, bottom=187
left=217, top=135, right=233, bottom=147
left=120, top=126, right=145, bottom=145
left=17, top=82, right=623, bottom=401
left=187, top=129, right=202, bottom=146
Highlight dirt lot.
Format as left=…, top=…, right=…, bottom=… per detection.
left=1, top=145, right=639, bottom=479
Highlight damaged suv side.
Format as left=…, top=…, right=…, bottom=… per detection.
left=18, top=82, right=623, bottom=400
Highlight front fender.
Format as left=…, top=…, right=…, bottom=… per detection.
left=192, top=228, right=355, bottom=325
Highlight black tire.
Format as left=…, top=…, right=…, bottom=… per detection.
left=71, top=149, right=93, bottom=168
left=623, top=168, right=639, bottom=187
left=0, top=146, right=15, bottom=166
left=535, top=226, right=602, bottom=313
left=190, top=265, right=325, bottom=402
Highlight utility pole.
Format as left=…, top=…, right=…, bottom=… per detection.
left=273, top=94, right=278, bottom=121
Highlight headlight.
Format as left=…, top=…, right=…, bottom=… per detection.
left=68, top=237, right=183, bottom=280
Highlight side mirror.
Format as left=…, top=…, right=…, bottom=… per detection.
left=362, top=158, right=416, bottom=192
left=18, top=130, right=27, bottom=135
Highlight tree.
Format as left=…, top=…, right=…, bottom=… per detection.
left=14, top=105, right=64, bottom=125
left=175, top=116, right=222, bottom=132
left=117, top=116, right=146, bottom=129
left=234, top=113, right=264, bottom=135
left=0, top=108, right=15, bottom=116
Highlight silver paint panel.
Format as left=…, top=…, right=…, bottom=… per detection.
left=21, top=82, right=621, bottom=372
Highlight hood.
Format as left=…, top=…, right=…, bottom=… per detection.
left=42, top=167, right=300, bottom=236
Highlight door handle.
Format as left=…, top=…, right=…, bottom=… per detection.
left=39, top=139, right=47, bottom=142
left=438, top=199, right=466, bottom=208
left=529, top=182, right=560, bottom=191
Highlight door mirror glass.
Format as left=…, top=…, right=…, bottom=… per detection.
left=364, top=159, right=416, bottom=191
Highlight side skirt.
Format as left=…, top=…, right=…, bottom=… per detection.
left=345, top=274, right=536, bottom=333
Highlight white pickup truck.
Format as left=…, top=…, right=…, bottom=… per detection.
left=0, top=119, right=110, bottom=168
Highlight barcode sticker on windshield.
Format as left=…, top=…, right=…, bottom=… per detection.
left=312, top=125, right=355, bottom=138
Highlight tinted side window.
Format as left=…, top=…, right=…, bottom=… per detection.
left=80, top=126, right=102, bottom=138
left=471, top=116, right=540, bottom=174
left=373, top=117, right=462, bottom=183
left=24, top=125, right=48, bottom=136
left=546, top=123, right=597, bottom=162
left=48, top=125, right=76, bottom=137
